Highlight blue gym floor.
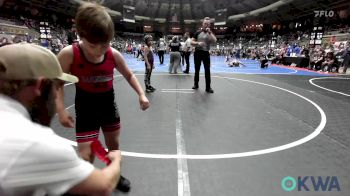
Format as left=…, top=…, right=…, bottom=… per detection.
left=124, top=54, right=331, bottom=76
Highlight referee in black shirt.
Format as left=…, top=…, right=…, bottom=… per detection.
left=191, top=17, right=217, bottom=93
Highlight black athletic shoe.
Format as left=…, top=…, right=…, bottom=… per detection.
left=192, top=85, right=198, bottom=90
left=116, top=175, right=131, bottom=192
left=149, top=86, right=156, bottom=91
left=206, top=88, right=214, bottom=93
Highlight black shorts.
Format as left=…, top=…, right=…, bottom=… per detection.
left=75, top=87, right=120, bottom=143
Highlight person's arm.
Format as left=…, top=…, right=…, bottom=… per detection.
left=191, top=37, right=201, bottom=46
left=56, top=45, right=75, bottom=128
left=328, top=58, right=335, bottom=65
left=112, top=49, right=150, bottom=111
left=341, top=49, right=347, bottom=58
left=191, top=32, right=203, bottom=46
left=68, top=151, right=121, bottom=196
left=207, top=29, right=217, bottom=43
left=7, top=131, right=121, bottom=196
left=144, top=46, right=151, bottom=69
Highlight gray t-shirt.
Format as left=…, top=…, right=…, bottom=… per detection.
left=194, top=30, right=212, bottom=52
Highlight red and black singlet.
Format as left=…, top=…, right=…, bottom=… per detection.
left=71, top=43, right=115, bottom=93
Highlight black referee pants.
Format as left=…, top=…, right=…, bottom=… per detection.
left=194, top=50, right=211, bottom=90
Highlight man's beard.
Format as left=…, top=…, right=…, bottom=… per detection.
left=29, top=83, right=56, bottom=127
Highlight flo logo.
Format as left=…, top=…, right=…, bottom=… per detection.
left=314, top=10, right=334, bottom=17
left=281, top=176, right=341, bottom=192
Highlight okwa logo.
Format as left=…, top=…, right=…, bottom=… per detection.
left=281, top=176, right=341, bottom=192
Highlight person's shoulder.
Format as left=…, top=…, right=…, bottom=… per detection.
left=3, top=117, right=73, bottom=156
left=195, top=30, right=202, bottom=34
left=111, top=47, right=122, bottom=56
left=58, top=45, right=74, bottom=57
left=111, top=47, right=126, bottom=63
left=0, top=112, right=35, bottom=139
left=193, top=31, right=201, bottom=39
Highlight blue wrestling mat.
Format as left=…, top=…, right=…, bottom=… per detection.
left=123, top=54, right=332, bottom=76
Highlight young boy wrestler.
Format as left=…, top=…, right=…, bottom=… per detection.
left=56, top=2, right=150, bottom=192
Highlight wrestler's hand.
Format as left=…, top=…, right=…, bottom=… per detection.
left=58, top=109, right=75, bottom=128
left=139, top=94, right=150, bottom=111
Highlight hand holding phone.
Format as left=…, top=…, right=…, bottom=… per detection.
left=206, top=28, right=211, bottom=34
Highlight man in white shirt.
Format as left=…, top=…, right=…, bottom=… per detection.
left=0, top=43, right=121, bottom=196
left=157, top=38, right=167, bottom=64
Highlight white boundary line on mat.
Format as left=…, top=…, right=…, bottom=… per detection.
left=309, top=77, right=350, bottom=97
left=61, top=74, right=326, bottom=160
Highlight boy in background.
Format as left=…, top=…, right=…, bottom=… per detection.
left=143, top=35, right=156, bottom=93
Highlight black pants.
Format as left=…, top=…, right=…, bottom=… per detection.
left=137, top=50, right=143, bottom=59
left=184, top=51, right=191, bottom=72
left=144, top=66, right=153, bottom=88
left=181, top=51, right=185, bottom=65
left=343, top=59, right=349, bottom=73
left=261, top=59, right=268, bottom=68
left=194, top=50, right=211, bottom=90
left=158, top=50, right=164, bottom=64
left=311, top=60, right=324, bottom=70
